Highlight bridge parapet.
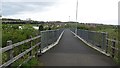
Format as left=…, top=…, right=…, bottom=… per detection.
left=70, top=28, right=119, bottom=64
left=41, top=29, right=64, bottom=53
left=0, top=29, right=64, bottom=67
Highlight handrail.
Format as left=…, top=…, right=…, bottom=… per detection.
left=70, top=28, right=119, bottom=63
left=1, top=35, right=41, bottom=53
left=0, top=42, right=41, bottom=67
left=106, top=38, right=119, bottom=51
left=1, top=29, right=64, bottom=67
left=106, top=38, right=119, bottom=43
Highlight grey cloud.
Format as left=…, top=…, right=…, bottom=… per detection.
left=2, top=2, right=57, bottom=16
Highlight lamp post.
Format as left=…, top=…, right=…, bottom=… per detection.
left=69, top=16, right=70, bottom=28
left=69, top=16, right=70, bottom=22
left=75, top=0, right=78, bottom=35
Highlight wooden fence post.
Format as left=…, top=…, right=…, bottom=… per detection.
left=7, top=40, right=13, bottom=60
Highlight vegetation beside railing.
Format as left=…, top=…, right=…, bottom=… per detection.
left=2, top=23, right=65, bottom=47
left=1, top=34, right=41, bottom=67
left=106, top=38, right=120, bottom=64
left=2, top=24, right=41, bottom=67
left=21, top=57, right=43, bottom=67
left=66, top=23, right=118, bottom=40
left=2, top=24, right=40, bottom=47
left=2, top=23, right=65, bottom=67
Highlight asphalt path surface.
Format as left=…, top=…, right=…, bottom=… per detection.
left=40, top=29, right=116, bottom=66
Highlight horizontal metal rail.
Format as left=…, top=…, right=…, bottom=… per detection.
left=0, top=42, right=41, bottom=67
left=106, top=38, right=119, bottom=43
left=109, top=45, right=119, bottom=51
left=1, top=35, right=41, bottom=53
left=1, top=29, right=64, bottom=68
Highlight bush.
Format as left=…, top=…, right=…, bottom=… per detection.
left=2, top=24, right=39, bottom=47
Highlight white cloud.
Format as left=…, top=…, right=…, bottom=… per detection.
left=77, top=0, right=119, bottom=25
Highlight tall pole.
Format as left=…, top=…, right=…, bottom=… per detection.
left=69, top=16, right=70, bottom=22
left=69, top=16, right=70, bottom=28
left=75, top=0, right=78, bottom=35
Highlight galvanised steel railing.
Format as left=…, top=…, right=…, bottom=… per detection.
left=77, top=29, right=107, bottom=51
left=70, top=28, right=120, bottom=64
left=1, top=35, right=41, bottom=67
left=1, top=29, right=64, bottom=68
left=70, top=29, right=107, bottom=50
left=41, top=29, right=64, bottom=51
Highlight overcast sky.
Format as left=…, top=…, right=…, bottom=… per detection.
left=2, top=0, right=120, bottom=25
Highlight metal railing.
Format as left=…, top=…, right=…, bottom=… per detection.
left=1, top=35, right=41, bottom=67
left=41, top=29, right=64, bottom=50
left=1, top=29, right=64, bottom=67
left=77, top=29, right=107, bottom=51
left=70, top=29, right=120, bottom=63
left=106, top=38, right=119, bottom=62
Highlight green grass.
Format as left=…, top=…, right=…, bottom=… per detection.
left=11, top=56, right=43, bottom=68
left=97, top=28, right=118, bottom=40
left=21, top=57, right=42, bottom=67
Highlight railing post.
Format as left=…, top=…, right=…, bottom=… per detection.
left=35, top=33, right=39, bottom=56
left=0, top=49, right=1, bottom=66
left=7, top=40, right=13, bottom=67
left=7, top=40, right=13, bottom=60
left=111, top=38, right=116, bottom=58
left=30, top=36, right=32, bottom=56
left=35, top=33, right=38, bottom=44
left=106, top=39, right=108, bottom=53
left=118, top=41, right=120, bottom=64
left=38, top=32, right=42, bottom=57
left=105, top=33, right=108, bottom=53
